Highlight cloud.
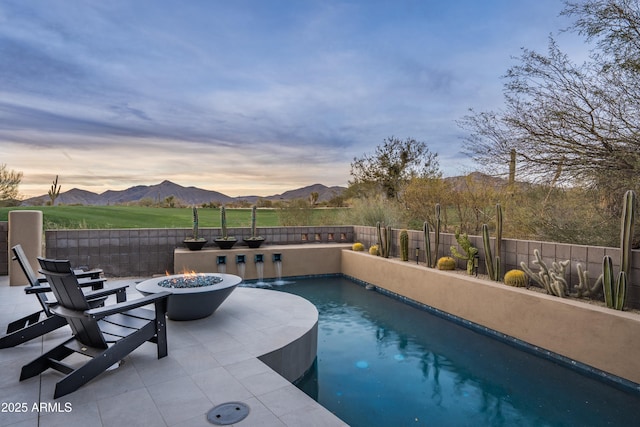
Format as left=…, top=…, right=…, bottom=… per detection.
left=0, top=0, right=589, bottom=197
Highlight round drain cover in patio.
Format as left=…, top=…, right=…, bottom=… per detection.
left=207, top=402, right=250, bottom=425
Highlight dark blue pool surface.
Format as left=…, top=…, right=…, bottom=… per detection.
left=250, top=276, right=640, bottom=427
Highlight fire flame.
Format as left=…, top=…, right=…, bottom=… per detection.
left=165, top=269, right=200, bottom=277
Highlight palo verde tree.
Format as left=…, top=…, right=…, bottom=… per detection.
left=349, top=136, right=441, bottom=200
left=0, top=164, right=23, bottom=202
left=459, top=0, right=640, bottom=213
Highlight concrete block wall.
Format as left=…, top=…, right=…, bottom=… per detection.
left=43, top=226, right=354, bottom=277
left=1, top=221, right=639, bottom=307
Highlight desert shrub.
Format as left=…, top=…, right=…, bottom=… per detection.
left=339, top=196, right=404, bottom=227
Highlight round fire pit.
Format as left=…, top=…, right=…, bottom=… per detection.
left=136, top=273, right=242, bottom=321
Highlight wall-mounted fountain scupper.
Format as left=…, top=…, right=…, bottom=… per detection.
left=217, top=255, right=226, bottom=274
left=236, top=254, right=246, bottom=279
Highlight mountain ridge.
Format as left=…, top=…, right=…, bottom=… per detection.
left=22, top=181, right=346, bottom=206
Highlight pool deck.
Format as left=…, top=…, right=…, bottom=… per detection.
left=0, top=276, right=347, bottom=427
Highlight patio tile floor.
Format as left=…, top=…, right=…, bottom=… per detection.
left=0, top=276, right=347, bottom=427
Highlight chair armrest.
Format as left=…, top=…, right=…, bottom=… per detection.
left=74, top=268, right=103, bottom=279
left=25, top=285, right=51, bottom=294
left=26, top=283, right=127, bottom=299
left=84, top=283, right=129, bottom=300
left=85, top=292, right=170, bottom=319
left=76, top=278, right=107, bottom=289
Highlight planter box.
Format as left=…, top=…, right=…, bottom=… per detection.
left=341, top=250, right=640, bottom=386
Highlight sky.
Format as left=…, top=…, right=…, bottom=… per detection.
left=0, top=0, right=588, bottom=198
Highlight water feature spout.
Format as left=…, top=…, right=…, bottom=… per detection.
left=236, top=255, right=246, bottom=279
left=272, top=253, right=283, bottom=283
left=254, top=254, right=264, bottom=282
left=217, top=256, right=227, bottom=274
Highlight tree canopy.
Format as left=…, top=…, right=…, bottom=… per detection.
left=349, top=136, right=441, bottom=200
left=459, top=0, right=640, bottom=209
left=0, top=164, right=22, bottom=201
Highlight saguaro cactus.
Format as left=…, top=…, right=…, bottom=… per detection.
left=399, top=229, right=409, bottom=261
left=376, top=222, right=392, bottom=258
left=482, top=204, right=503, bottom=281
left=423, top=221, right=432, bottom=268
left=220, top=206, right=228, bottom=239
left=601, top=190, right=636, bottom=310
left=620, top=190, right=636, bottom=276
left=602, top=256, right=627, bottom=310
left=433, top=204, right=441, bottom=267
left=191, top=206, right=199, bottom=240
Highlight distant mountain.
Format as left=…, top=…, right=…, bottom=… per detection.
left=262, top=183, right=346, bottom=202
left=98, top=180, right=235, bottom=205
left=22, top=180, right=346, bottom=206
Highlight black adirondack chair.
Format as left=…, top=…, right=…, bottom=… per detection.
left=12, top=244, right=104, bottom=288
left=20, top=258, right=169, bottom=399
left=0, top=246, right=127, bottom=349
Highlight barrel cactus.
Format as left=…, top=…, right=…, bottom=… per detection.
left=369, top=245, right=379, bottom=255
left=436, top=256, right=456, bottom=270
left=352, top=242, right=365, bottom=252
left=504, top=269, right=527, bottom=287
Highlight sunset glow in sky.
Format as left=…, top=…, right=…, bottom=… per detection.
left=0, top=0, right=586, bottom=198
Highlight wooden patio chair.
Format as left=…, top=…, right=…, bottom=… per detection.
left=20, top=258, right=169, bottom=399
left=0, top=246, right=127, bottom=349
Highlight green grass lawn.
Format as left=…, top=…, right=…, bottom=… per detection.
left=0, top=206, right=345, bottom=229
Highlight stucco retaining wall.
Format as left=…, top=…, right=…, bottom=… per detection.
left=174, top=244, right=351, bottom=280
left=341, top=249, right=640, bottom=385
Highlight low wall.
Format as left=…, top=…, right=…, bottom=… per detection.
left=175, top=244, right=351, bottom=280
left=341, top=249, right=640, bottom=386
left=1, top=222, right=639, bottom=308
left=352, top=226, right=640, bottom=308
left=42, top=226, right=354, bottom=277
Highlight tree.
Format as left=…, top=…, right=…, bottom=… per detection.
left=0, top=164, right=23, bottom=201
left=349, top=137, right=441, bottom=200
left=459, top=0, right=640, bottom=211
left=401, top=176, right=452, bottom=230
left=308, top=192, right=319, bottom=206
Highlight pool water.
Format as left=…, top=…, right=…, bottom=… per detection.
left=256, top=276, right=640, bottom=427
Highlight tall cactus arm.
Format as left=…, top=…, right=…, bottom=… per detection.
left=620, top=190, right=636, bottom=275
left=482, top=224, right=495, bottom=280
left=495, top=204, right=503, bottom=280
left=615, top=271, right=627, bottom=311
left=423, top=221, right=432, bottom=268
left=434, top=204, right=441, bottom=266
left=574, top=263, right=603, bottom=298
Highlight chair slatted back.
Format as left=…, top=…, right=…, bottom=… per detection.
left=11, top=245, right=40, bottom=287
left=37, top=258, right=107, bottom=349
left=12, top=245, right=52, bottom=315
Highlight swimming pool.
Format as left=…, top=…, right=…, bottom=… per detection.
left=251, top=276, right=640, bottom=427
